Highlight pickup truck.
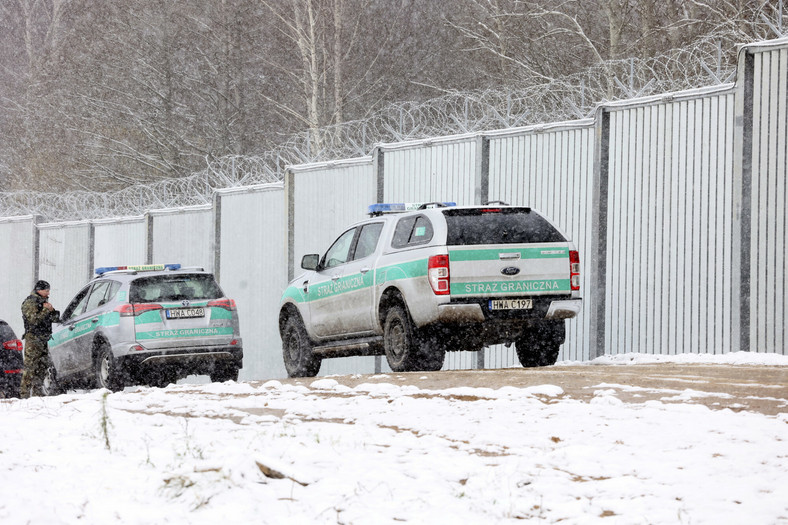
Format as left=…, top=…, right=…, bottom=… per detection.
left=279, top=203, right=582, bottom=376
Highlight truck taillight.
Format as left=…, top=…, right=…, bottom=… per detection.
left=569, top=250, right=580, bottom=291
left=428, top=254, right=450, bottom=295
left=115, top=303, right=163, bottom=317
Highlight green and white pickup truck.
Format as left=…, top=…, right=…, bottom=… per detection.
left=279, top=203, right=582, bottom=376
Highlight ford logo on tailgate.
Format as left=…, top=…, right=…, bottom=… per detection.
left=501, top=266, right=520, bottom=276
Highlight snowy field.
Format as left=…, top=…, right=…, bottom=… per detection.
left=1, top=352, right=786, bottom=524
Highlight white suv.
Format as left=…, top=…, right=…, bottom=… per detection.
left=279, top=203, right=582, bottom=376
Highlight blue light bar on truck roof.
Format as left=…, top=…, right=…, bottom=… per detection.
left=368, top=202, right=456, bottom=215
left=95, top=263, right=181, bottom=276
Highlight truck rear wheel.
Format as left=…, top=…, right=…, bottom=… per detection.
left=282, top=315, right=321, bottom=377
left=383, top=305, right=420, bottom=372
left=515, top=321, right=565, bottom=367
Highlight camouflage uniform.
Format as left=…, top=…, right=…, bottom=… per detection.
left=20, top=291, right=60, bottom=398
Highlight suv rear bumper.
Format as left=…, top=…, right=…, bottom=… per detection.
left=118, top=346, right=243, bottom=379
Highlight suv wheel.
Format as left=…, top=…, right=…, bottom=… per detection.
left=383, top=305, right=422, bottom=372
left=515, top=322, right=565, bottom=367
left=95, top=344, right=124, bottom=392
left=282, top=315, right=321, bottom=377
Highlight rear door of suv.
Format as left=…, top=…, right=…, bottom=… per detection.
left=130, top=274, right=236, bottom=350
left=443, top=208, right=574, bottom=304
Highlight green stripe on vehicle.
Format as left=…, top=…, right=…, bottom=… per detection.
left=49, top=311, right=121, bottom=348
left=309, top=271, right=375, bottom=300
left=452, top=279, right=571, bottom=295
left=135, top=326, right=234, bottom=340
left=449, top=247, right=568, bottom=262
left=375, top=259, right=428, bottom=283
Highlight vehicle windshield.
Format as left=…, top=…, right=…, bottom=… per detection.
left=444, top=208, right=566, bottom=245
left=129, top=275, right=223, bottom=303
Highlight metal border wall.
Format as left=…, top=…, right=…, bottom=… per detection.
left=486, top=120, right=595, bottom=364
left=598, top=86, right=737, bottom=356
left=745, top=42, right=788, bottom=354
left=92, top=216, right=147, bottom=269
left=38, top=221, right=94, bottom=317
left=0, top=216, right=38, bottom=337
left=285, top=158, right=378, bottom=375
left=148, top=205, right=214, bottom=271
left=215, top=183, right=286, bottom=380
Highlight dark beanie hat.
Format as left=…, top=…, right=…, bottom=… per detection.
left=34, top=280, right=50, bottom=291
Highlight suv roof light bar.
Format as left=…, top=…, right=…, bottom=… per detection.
left=368, top=202, right=456, bottom=216
left=95, top=263, right=182, bottom=276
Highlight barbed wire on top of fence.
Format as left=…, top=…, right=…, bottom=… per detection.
left=0, top=32, right=749, bottom=222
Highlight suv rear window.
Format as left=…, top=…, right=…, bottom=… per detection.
left=130, top=275, right=223, bottom=303
left=392, top=215, right=434, bottom=249
left=444, top=208, right=566, bottom=245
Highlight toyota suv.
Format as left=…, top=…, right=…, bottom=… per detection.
left=46, top=264, right=243, bottom=392
left=279, top=203, right=582, bottom=376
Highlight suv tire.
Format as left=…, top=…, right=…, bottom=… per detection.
left=515, top=321, right=565, bottom=367
left=282, top=315, right=321, bottom=377
left=95, top=343, right=124, bottom=392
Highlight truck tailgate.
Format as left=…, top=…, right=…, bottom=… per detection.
left=448, top=244, right=572, bottom=298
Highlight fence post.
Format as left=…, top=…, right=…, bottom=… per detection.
left=475, top=134, right=490, bottom=369
left=732, top=49, right=755, bottom=353
left=590, top=107, right=611, bottom=358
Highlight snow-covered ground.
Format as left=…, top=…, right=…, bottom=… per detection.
left=1, top=352, right=786, bottom=524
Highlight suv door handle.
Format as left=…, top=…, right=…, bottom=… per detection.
left=302, top=281, right=309, bottom=293
left=360, top=267, right=371, bottom=274
left=331, top=275, right=341, bottom=281
left=91, top=318, right=99, bottom=323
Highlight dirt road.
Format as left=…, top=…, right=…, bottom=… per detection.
left=269, top=364, right=788, bottom=416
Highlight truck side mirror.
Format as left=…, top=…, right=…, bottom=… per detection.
left=301, top=254, right=320, bottom=271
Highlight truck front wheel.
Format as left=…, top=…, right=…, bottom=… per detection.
left=282, top=315, right=321, bottom=378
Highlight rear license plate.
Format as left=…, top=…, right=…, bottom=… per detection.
left=165, top=307, right=205, bottom=319
left=489, top=299, right=533, bottom=310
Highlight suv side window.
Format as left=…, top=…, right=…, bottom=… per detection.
left=62, top=286, right=91, bottom=321
left=353, top=223, right=384, bottom=260
left=391, top=215, right=434, bottom=249
left=322, top=228, right=357, bottom=269
left=85, top=281, right=112, bottom=312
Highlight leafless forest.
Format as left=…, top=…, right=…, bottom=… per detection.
left=0, top=0, right=783, bottom=193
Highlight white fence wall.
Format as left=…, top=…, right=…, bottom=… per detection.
left=379, top=135, right=480, bottom=206
left=38, top=221, right=93, bottom=316
left=0, top=217, right=38, bottom=337
left=603, top=87, right=736, bottom=356
left=286, top=158, right=379, bottom=375
left=93, top=217, right=147, bottom=269
left=216, top=184, right=287, bottom=380
left=149, top=206, right=214, bottom=271
left=748, top=43, right=788, bottom=354
left=486, top=121, right=596, bottom=364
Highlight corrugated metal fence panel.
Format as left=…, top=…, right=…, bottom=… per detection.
left=379, top=137, right=479, bottom=371
left=290, top=159, right=376, bottom=271
left=37, top=222, right=92, bottom=313
left=217, top=184, right=287, bottom=380
left=605, top=91, right=735, bottom=355
left=381, top=137, right=478, bottom=205
left=288, top=159, right=378, bottom=377
left=93, top=217, right=147, bottom=268
left=0, top=217, right=37, bottom=337
left=150, top=206, right=213, bottom=271
left=750, top=46, right=788, bottom=354
left=486, top=122, right=595, bottom=366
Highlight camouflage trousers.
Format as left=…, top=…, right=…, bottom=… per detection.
left=20, top=336, right=50, bottom=398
